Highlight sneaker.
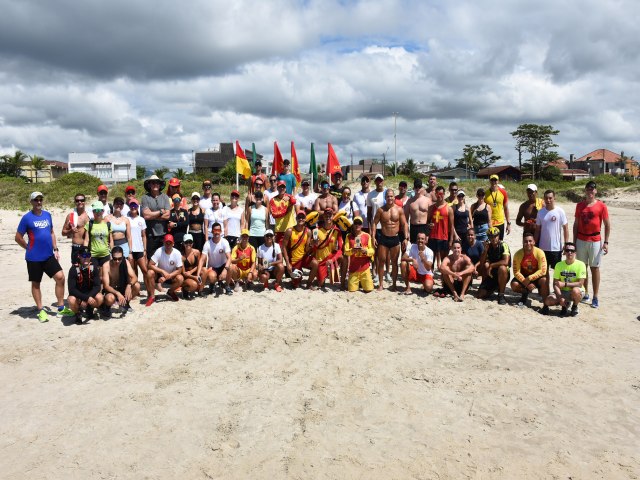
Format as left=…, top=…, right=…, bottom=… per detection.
left=167, top=290, right=180, bottom=302
left=561, top=305, right=568, bottom=317
left=571, top=305, right=579, bottom=317
left=74, top=313, right=83, bottom=325
left=274, top=284, right=283, bottom=292
left=57, top=306, right=75, bottom=316
left=540, top=305, right=549, bottom=316
left=591, top=297, right=599, bottom=309
left=124, top=304, right=133, bottom=313
left=372, top=273, right=379, bottom=283
left=225, top=286, right=233, bottom=295
left=37, top=308, right=49, bottom=323
left=498, top=294, right=507, bottom=305
left=100, top=306, right=112, bottom=319
left=145, top=296, right=156, bottom=307
left=182, top=290, right=191, bottom=300
left=581, top=294, right=590, bottom=304
left=384, top=272, right=392, bottom=283
left=86, top=307, right=95, bottom=320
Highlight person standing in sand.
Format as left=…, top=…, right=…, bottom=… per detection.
left=404, top=178, right=431, bottom=244
left=516, top=184, right=543, bottom=235
left=437, top=239, right=475, bottom=301
left=313, top=179, right=338, bottom=213
left=15, top=191, right=71, bottom=322
left=427, top=185, right=454, bottom=269
left=371, top=189, right=408, bottom=291
left=485, top=174, right=511, bottom=239
left=400, top=231, right=434, bottom=295
left=62, top=193, right=92, bottom=265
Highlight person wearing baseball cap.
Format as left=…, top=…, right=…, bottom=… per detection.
left=344, top=216, right=375, bottom=293
left=168, top=193, right=189, bottom=251
left=295, top=178, right=318, bottom=215
left=516, top=183, right=544, bottom=235
left=167, top=178, right=188, bottom=209
left=257, top=229, right=285, bottom=291
left=277, top=158, right=297, bottom=195
left=15, top=191, right=71, bottom=322
left=485, top=173, right=511, bottom=239
left=477, top=226, right=511, bottom=305
left=67, top=245, right=104, bottom=324
left=199, top=180, right=213, bottom=210
left=144, top=233, right=184, bottom=306
left=126, top=197, right=148, bottom=282
left=85, top=200, right=113, bottom=266
left=269, top=179, right=297, bottom=247
left=329, top=170, right=344, bottom=200
left=96, top=184, right=112, bottom=215
left=122, top=185, right=137, bottom=215
left=229, top=229, right=257, bottom=291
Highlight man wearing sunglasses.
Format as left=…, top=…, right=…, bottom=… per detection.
left=16, top=191, right=70, bottom=322
left=102, top=245, right=140, bottom=317
left=145, top=234, right=184, bottom=306
left=542, top=243, right=586, bottom=317
left=67, top=246, right=103, bottom=324
left=199, top=180, right=214, bottom=210
left=250, top=160, right=268, bottom=194
left=62, top=193, right=92, bottom=264
left=121, top=185, right=137, bottom=215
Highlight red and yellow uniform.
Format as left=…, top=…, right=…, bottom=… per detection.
left=288, top=227, right=313, bottom=270
left=231, top=244, right=256, bottom=279
left=513, top=246, right=547, bottom=284
left=270, top=195, right=297, bottom=244
left=344, top=232, right=374, bottom=292
left=315, top=226, right=343, bottom=284
left=485, top=187, right=509, bottom=226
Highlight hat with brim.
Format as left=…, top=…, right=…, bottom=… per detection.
left=144, top=175, right=166, bottom=192
left=30, top=191, right=44, bottom=201
left=489, top=174, right=499, bottom=181
left=91, top=200, right=104, bottom=212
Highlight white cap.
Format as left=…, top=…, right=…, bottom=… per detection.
left=191, top=191, right=201, bottom=199
left=374, top=173, right=384, bottom=180
left=183, top=233, right=194, bottom=242
left=30, top=191, right=44, bottom=200
left=264, top=229, right=274, bottom=236
left=456, top=190, right=465, bottom=197
left=526, top=184, right=537, bottom=192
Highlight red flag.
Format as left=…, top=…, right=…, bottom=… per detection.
left=291, top=141, right=302, bottom=185
left=271, top=141, right=284, bottom=176
left=326, top=143, right=342, bottom=182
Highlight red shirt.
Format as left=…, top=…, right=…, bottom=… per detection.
left=575, top=200, right=608, bottom=242
left=430, top=204, right=450, bottom=241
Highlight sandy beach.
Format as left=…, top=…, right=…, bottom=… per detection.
left=1, top=198, right=639, bottom=479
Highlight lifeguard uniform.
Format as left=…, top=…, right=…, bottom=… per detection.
left=428, top=203, right=450, bottom=253
left=288, top=227, right=313, bottom=270
left=344, top=232, right=374, bottom=292
left=231, top=244, right=256, bottom=279
left=314, top=226, right=343, bottom=284
left=270, top=195, right=296, bottom=246
left=485, top=187, right=509, bottom=238
left=512, top=246, right=547, bottom=288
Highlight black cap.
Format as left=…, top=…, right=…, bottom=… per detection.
left=283, top=158, right=291, bottom=165
left=586, top=180, right=597, bottom=189
left=78, top=246, right=91, bottom=257
left=255, top=160, right=262, bottom=165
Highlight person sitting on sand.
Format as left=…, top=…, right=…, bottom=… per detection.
left=437, top=239, right=475, bottom=302
left=102, top=245, right=140, bottom=317
left=198, top=222, right=233, bottom=296
left=344, top=216, right=375, bottom=293
left=145, top=234, right=184, bottom=306
left=67, top=246, right=103, bottom=324
left=476, top=227, right=511, bottom=305
left=282, top=212, right=318, bottom=289
left=229, top=229, right=257, bottom=291
left=181, top=233, right=203, bottom=300
left=511, top=231, right=548, bottom=308
left=541, top=242, right=586, bottom=317
left=257, top=230, right=285, bottom=291
left=400, top=231, right=434, bottom=295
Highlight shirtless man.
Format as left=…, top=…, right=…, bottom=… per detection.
left=102, top=245, right=140, bottom=316
left=313, top=179, right=338, bottom=213
left=62, top=193, right=92, bottom=264
left=426, top=174, right=438, bottom=203
left=516, top=184, right=543, bottom=235
left=372, top=189, right=409, bottom=291
left=438, top=240, right=475, bottom=302
left=404, top=178, right=431, bottom=244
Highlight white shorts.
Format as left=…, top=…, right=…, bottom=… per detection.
left=576, top=239, right=603, bottom=268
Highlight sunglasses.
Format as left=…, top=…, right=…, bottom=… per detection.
left=75, top=198, right=85, bottom=203
left=112, top=257, right=123, bottom=262
left=184, top=240, right=193, bottom=244
left=127, top=191, right=136, bottom=194
left=98, top=191, right=108, bottom=195
left=255, top=183, right=264, bottom=187
left=269, top=179, right=276, bottom=182
left=203, top=185, right=212, bottom=189
left=213, top=229, right=222, bottom=233
left=277, top=185, right=286, bottom=189
left=33, top=198, right=44, bottom=202
left=79, top=253, right=91, bottom=259
left=565, top=249, right=576, bottom=254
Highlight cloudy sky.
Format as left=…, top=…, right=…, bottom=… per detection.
left=1, top=0, right=639, bottom=171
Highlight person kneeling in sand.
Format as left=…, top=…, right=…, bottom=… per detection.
left=257, top=230, right=285, bottom=291
left=541, top=242, right=586, bottom=317
left=400, top=232, right=434, bottom=295
left=510, top=232, right=548, bottom=308
left=344, top=216, right=375, bottom=293
left=145, top=234, right=184, bottom=306
left=282, top=212, right=318, bottom=289
left=102, top=246, right=140, bottom=317
left=67, top=246, right=103, bottom=324
left=181, top=233, right=203, bottom=300
left=476, top=227, right=511, bottom=305
left=437, top=240, right=474, bottom=301
left=229, top=229, right=257, bottom=292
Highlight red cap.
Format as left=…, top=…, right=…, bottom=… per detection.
left=231, top=189, right=240, bottom=197
left=97, top=184, right=108, bottom=193
left=169, top=178, right=180, bottom=187
left=163, top=234, right=174, bottom=243
left=277, top=180, right=286, bottom=187
left=125, top=185, right=135, bottom=193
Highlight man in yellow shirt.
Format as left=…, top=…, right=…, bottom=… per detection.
left=484, top=174, right=511, bottom=239
left=510, top=231, right=548, bottom=308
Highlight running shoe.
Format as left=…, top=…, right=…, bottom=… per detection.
left=581, top=294, right=590, bottom=304
left=498, top=294, right=507, bottom=305
left=37, top=309, right=49, bottom=323
left=571, top=305, right=579, bottom=317
left=591, top=297, right=599, bottom=309
left=540, top=305, right=549, bottom=316
left=384, top=272, right=392, bottom=283
left=167, top=290, right=180, bottom=302
left=74, top=313, right=83, bottom=325
left=234, top=283, right=242, bottom=293
left=560, top=305, right=568, bottom=317
left=58, top=306, right=75, bottom=316
left=100, top=306, right=112, bottom=319
left=86, top=307, right=95, bottom=320
left=145, top=296, right=156, bottom=307
left=225, top=286, right=233, bottom=295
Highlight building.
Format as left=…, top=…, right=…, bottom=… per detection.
left=573, top=149, right=628, bottom=176
left=477, top=165, right=522, bottom=181
left=544, top=158, right=589, bottom=181
left=20, top=160, right=68, bottom=183
left=194, top=143, right=235, bottom=174
left=422, top=167, right=477, bottom=181
left=68, top=153, right=136, bottom=184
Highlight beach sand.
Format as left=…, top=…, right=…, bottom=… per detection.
left=0, top=199, right=639, bottom=479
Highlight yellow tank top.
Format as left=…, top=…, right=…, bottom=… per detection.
left=289, top=228, right=308, bottom=264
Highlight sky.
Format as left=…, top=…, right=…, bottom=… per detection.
left=1, top=0, right=639, bottom=171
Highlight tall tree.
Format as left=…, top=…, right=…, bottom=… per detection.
left=1, top=149, right=28, bottom=177
left=454, top=144, right=501, bottom=170
left=172, top=168, right=187, bottom=180
left=29, top=154, right=47, bottom=183
left=510, top=124, right=559, bottom=179
left=153, top=167, right=170, bottom=179
left=399, top=158, right=418, bottom=176
left=136, top=165, right=147, bottom=179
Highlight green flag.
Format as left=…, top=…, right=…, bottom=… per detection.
left=309, top=142, right=318, bottom=183
left=251, top=143, right=257, bottom=172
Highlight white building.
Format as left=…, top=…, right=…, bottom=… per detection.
left=68, top=153, right=136, bottom=184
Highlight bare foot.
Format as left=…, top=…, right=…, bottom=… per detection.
left=403, top=288, right=412, bottom=295
left=376, top=285, right=384, bottom=292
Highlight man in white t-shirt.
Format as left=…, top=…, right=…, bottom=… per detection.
left=145, top=234, right=184, bottom=306
left=353, top=175, right=371, bottom=229
left=295, top=179, right=318, bottom=215
left=257, top=229, right=285, bottom=291
left=198, top=222, right=233, bottom=295
left=534, top=189, right=569, bottom=285
left=367, top=174, right=388, bottom=281
left=400, top=232, right=434, bottom=295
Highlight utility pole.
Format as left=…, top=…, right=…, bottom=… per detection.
left=393, top=112, right=398, bottom=176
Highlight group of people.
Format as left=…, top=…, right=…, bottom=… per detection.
left=15, top=166, right=610, bottom=323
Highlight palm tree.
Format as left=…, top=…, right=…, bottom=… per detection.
left=153, top=167, right=170, bottom=179
left=173, top=168, right=187, bottom=180
left=29, top=154, right=47, bottom=183
left=1, top=149, right=28, bottom=177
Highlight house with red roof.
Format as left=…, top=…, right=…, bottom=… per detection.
left=573, top=149, right=629, bottom=176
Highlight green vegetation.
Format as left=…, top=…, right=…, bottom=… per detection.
left=454, top=144, right=501, bottom=170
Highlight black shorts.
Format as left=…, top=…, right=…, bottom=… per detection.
left=146, top=235, right=165, bottom=259
left=94, top=255, right=110, bottom=266
left=544, top=250, right=563, bottom=269
left=428, top=238, right=449, bottom=253
left=27, top=255, right=62, bottom=283
left=480, top=267, right=509, bottom=291
left=511, top=277, right=544, bottom=289
left=71, top=244, right=83, bottom=264
left=443, top=279, right=464, bottom=295
left=496, top=223, right=505, bottom=240
left=211, top=265, right=226, bottom=277
left=249, top=236, right=262, bottom=250
left=132, top=251, right=145, bottom=261
left=378, top=233, right=400, bottom=248
left=410, top=224, right=430, bottom=243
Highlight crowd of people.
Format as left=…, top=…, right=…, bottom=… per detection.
left=14, top=162, right=611, bottom=324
